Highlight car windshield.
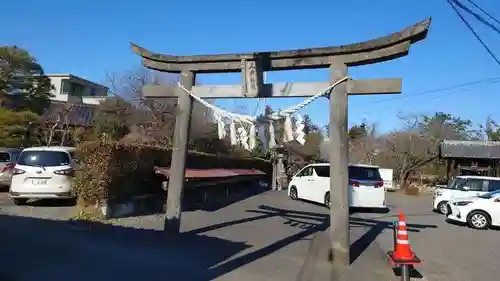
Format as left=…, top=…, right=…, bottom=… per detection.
left=449, top=177, right=466, bottom=189
left=314, top=166, right=329, bottom=177
left=314, top=165, right=382, bottom=180
left=17, top=151, right=71, bottom=167
left=0, top=152, right=10, bottom=162
left=349, top=166, right=382, bottom=181
left=478, top=189, right=500, bottom=199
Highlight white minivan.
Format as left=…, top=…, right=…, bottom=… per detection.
left=9, top=146, right=77, bottom=205
left=433, top=175, right=500, bottom=214
left=288, top=163, right=386, bottom=208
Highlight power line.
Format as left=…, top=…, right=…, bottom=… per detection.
left=354, top=84, right=492, bottom=117
left=446, top=0, right=500, bottom=67
left=465, top=0, right=500, bottom=26
left=452, top=0, right=500, bottom=35
left=412, top=87, right=476, bottom=102
left=368, top=76, right=500, bottom=104
left=232, top=77, right=500, bottom=116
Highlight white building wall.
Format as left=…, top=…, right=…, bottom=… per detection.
left=82, top=96, right=108, bottom=105
left=47, top=74, right=109, bottom=105
left=48, top=76, right=67, bottom=102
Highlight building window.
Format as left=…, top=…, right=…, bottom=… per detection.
left=90, top=87, right=97, bottom=96
left=61, top=79, right=70, bottom=95
left=69, top=82, right=84, bottom=97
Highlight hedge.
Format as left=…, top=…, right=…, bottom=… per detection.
left=73, top=140, right=272, bottom=206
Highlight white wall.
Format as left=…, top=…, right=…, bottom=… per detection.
left=319, top=138, right=330, bottom=161
left=48, top=76, right=67, bottom=102
left=82, top=96, right=108, bottom=105
left=48, top=75, right=109, bottom=105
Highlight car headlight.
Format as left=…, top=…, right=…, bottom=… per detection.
left=453, top=201, right=473, bottom=206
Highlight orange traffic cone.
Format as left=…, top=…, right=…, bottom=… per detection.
left=393, top=212, right=415, bottom=260
left=388, top=211, right=421, bottom=265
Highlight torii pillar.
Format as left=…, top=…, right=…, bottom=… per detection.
left=130, top=18, right=431, bottom=266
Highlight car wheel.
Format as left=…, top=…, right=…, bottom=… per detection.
left=324, top=192, right=331, bottom=209
left=289, top=186, right=298, bottom=200
left=437, top=201, right=448, bottom=214
left=467, top=210, right=490, bottom=230
left=13, top=198, right=27, bottom=206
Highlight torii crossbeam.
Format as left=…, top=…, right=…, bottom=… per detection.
left=131, top=18, right=431, bottom=266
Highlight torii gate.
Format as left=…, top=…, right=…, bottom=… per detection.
left=131, top=18, right=430, bottom=266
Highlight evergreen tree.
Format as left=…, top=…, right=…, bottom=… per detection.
left=0, top=45, right=54, bottom=115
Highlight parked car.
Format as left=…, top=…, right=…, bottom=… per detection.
left=287, top=163, right=385, bottom=208
left=433, top=176, right=500, bottom=214
left=379, top=168, right=396, bottom=191
left=0, top=148, right=23, bottom=187
left=446, top=189, right=500, bottom=229
left=9, top=146, right=76, bottom=205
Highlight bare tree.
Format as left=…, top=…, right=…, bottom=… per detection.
left=66, top=126, right=87, bottom=146
left=348, top=122, right=380, bottom=164
left=41, top=102, right=74, bottom=146
left=102, top=67, right=216, bottom=146
left=349, top=136, right=379, bottom=164
left=379, top=131, right=434, bottom=186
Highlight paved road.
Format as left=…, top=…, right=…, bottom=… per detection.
left=0, top=191, right=332, bottom=281
left=362, top=192, right=500, bottom=281
left=0, top=194, right=74, bottom=220
left=0, top=191, right=497, bottom=281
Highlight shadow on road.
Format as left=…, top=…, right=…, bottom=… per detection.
left=292, top=215, right=437, bottom=281
left=349, top=216, right=437, bottom=264
left=183, top=182, right=270, bottom=212
left=25, top=198, right=77, bottom=207
left=0, top=201, right=438, bottom=281
left=0, top=204, right=329, bottom=281
left=350, top=207, right=391, bottom=214
left=102, top=182, right=272, bottom=218
left=393, top=265, right=424, bottom=279
left=293, top=198, right=391, bottom=215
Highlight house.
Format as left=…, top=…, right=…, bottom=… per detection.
left=439, top=140, right=500, bottom=181
left=46, top=74, right=109, bottom=105
left=41, top=101, right=97, bottom=127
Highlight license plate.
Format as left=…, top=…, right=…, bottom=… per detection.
left=32, top=179, right=47, bottom=185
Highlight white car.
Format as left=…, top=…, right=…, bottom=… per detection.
left=9, top=146, right=77, bottom=205
left=433, top=175, right=500, bottom=214
left=379, top=168, right=396, bottom=191
left=287, top=163, right=386, bottom=208
left=446, top=189, right=500, bottom=229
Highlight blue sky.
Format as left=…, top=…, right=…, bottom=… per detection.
left=3, top=0, right=500, bottom=133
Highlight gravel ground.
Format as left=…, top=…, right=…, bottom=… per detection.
left=0, top=190, right=498, bottom=281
